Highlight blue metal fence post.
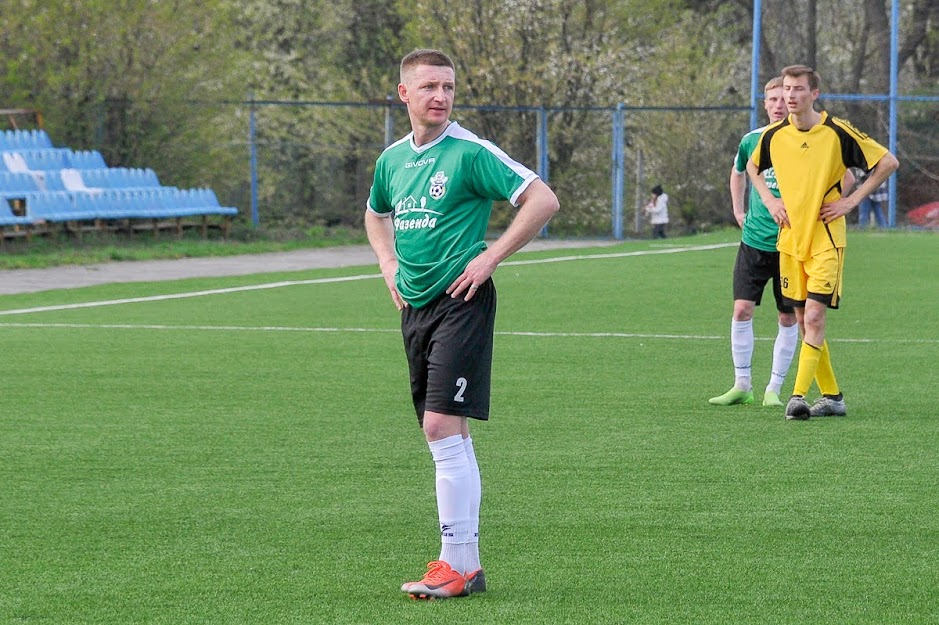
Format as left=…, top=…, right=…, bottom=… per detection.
left=749, top=0, right=763, bottom=131
left=537, top=106, right=550, bottom=237
left=384, top=95, right=394, bottom=147
left=612, top=103, right=625, bottom=240
left=888, top=0, right=899, bottom=227
left=249, top=93, right=259, bottom=226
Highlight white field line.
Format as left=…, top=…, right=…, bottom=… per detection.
left=0, top=322, right=937, bottom=345
left=502, top=242, right=738, bottom=266
left=0, top=243, right=738, bottom=317
left=0, top=274, right=381, bottom=317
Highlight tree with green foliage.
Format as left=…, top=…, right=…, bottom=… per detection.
left=0, top=0, right=250, bottom=206
left=1, top=0, right=935, bottom=234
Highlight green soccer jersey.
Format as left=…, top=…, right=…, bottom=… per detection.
left=734, top=126, right=781, bottom=252
left=368, top=121, right=538, bottom=308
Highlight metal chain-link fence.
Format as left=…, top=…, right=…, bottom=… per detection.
left=93, top=98, right=939, bottom=237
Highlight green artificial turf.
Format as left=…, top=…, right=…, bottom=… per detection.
left=1, top=230, right=937, bottom=624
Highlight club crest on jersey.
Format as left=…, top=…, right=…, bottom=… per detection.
left=428, top=171, right=449, bottom=200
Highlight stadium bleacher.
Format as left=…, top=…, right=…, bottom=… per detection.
left=0, top=128, right=237, bottom=242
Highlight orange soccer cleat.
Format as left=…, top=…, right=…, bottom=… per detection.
left=401, top=560, right=468, bottom=600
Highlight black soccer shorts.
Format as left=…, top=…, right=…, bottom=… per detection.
left=732, top=242, right=794, bottom=313
left=401, top=278, right=497, bottom=426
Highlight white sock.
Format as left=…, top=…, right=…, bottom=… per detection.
left=429, top=434, right=472, bottom=572
left=463, top=436, right=481, bottom=573
left=731, top=319, right=753, bottom=391
left=767, top=322, right=799, bottom=394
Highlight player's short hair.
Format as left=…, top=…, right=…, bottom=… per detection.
left=781, top=65, right=820, bottom=91
left=400, top=49, right=454, bottom=82
left=764, top=76, right=783, bottom=92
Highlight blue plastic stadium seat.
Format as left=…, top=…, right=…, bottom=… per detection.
left=73, top=191, right=101, bottom=219
left=84, top=168, right=114, bottom=188
left=0, top=129, right=236, bottom=233
left=78, top=169, right=106, bottom=188
left=68, top=150, right=107, bottom=169
left=160, top=188, right=199, bottom=217
left=38, top=171, right=66, bottom=191
left=0, top=129, right=54, bottom=151
left=35, top=130, right=53, bottom=148
left=141, top=168, right=161, bottom=186
left=195, top=188, right=238, bottom=216
left=76, top=167, right=161, bottom=189
left=92, top=188, right=163, bottom=219
left=170, top=189, right=192, bottom=217
left=159, top=188, right=237, bottom=218
left=26, top=191, right=95, bottom=222
left=78, top=190, right=128, bottom=222
left=26, top=130, right=53, bottom=149
left=0, top=131, right=13, bottom=151
left=94, top=189, right=132, bottom=219
left=25, top=191, right=70, bottom=222
left=0, top=172, right=41, bottom=193
left=129, top=168, right=161, bottom=187
left=16, top=149, right=73, bottom=171
left=142, top=188, right=184, bottom=218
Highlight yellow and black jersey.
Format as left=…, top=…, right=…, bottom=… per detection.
left=751, top=112, right=888, bottom=260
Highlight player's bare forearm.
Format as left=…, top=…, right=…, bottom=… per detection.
left=848, top=154, right=899, bottom=207
left=820, top=153, right=899, bottom=223
left=448, top=179, right=559, bottom=301
left=842, top=168, right=856, bottom=194
left=746, top=161, right=788, bottom=227
left=745, top=161, right=775, bottom=207
left=486, top=180, right=560, bottom=265
left=364, top=209, right=406, bottom=310
left=729, top=169, right=747, bottom=227
left=364, top=209, right=397, bottom=268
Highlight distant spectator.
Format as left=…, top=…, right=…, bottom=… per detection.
left=858, top=175, right=888, bottom=228
left=645, top=184, right=669, bottom=238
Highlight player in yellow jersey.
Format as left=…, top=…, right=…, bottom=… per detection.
left=747, top=65, right=899, bottom=420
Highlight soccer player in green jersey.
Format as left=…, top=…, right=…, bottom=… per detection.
left=710, top=76, right=800, bottom=408
left=365, top=49, right=559, bottom=598
left=747, top=65, right=898, bottom=420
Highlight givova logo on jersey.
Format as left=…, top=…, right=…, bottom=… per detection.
left=428, top=171, right=448, bottom=200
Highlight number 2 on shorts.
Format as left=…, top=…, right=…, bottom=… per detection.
left=454, top=377, right=468, bottom=403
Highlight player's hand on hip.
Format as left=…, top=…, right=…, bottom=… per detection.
left=380, top=259, right=407, bottom=310
left=767, top=198, right=790, bottom=229
left=389, top=287, right=406, bottom=310
left=819, top=197, right=853, bottom=224
left=447, top=253, right=496, bottom=301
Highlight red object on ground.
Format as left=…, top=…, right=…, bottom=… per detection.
left=906, top=202, right=939, bottom=228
